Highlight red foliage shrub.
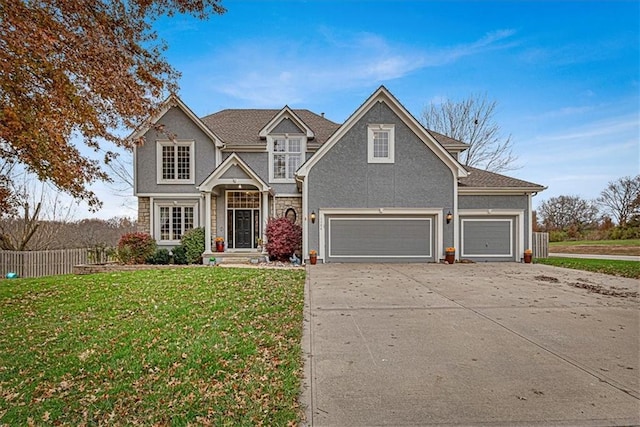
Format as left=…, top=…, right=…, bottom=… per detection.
left=265, top=217, right=302, bottom=261
left=117, top=232, right=156, bottom=264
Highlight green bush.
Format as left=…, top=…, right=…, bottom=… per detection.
left=172, top=245, right=188, bottom=265
left=609, top=226, right=640, bottom=240
left=548, top=230, right=567, bottom=242
left=181, top=227, right=205, bottom=264
left=146, top=248, right=171, bottom=265
left=117, top=232, right=156, bottom=264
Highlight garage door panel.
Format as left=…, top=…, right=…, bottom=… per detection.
left=462, top=219, right=513, bottom=257
left=327, top=216, right=434, bottom=260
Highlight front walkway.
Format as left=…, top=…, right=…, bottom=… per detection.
left=301, top=263, right=639, bottom=426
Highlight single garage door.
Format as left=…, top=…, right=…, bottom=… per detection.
left=325, top=215, right=435, bottom=262
left=461, top=217, right=515, bottom=261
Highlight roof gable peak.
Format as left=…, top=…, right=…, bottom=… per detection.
left=258, top=106, right=315, bottom=139
left=129, top=93, right=224, bottom=147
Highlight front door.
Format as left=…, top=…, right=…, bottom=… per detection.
left=234, top=209, right=252, bottom=249
left=226, top=191, right=261, bottom=250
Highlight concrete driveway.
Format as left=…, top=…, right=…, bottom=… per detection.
left=301, top=263, right=639, bottom=426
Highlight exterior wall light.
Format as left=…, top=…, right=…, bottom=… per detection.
left=310, top=211, right=316, bottom=224
left=446, top=211, right=453, bottom=224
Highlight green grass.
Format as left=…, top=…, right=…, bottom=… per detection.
left=0, top=267, right=306, bottom=426
left=549, top=239, right=640, bottom=247
left=535, top=257, right=640, bottom=279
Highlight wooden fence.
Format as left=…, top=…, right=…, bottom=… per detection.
left=0, top=248, right=114, bottom=278
left=532, top=232, right=549, bottom=258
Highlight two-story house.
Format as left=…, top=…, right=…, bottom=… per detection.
left=132, top=86, right=545, bottom=263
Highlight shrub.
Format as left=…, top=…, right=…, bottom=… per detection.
left=548, top=230, right=567, bottom=242
left=181, top=227, right=205, bottom=264
left=265, top=217, right=302, bottom=261
left=146, top=248, right=171, bottom=265
left=117, top=232, right=156, bottom=264
left=172, top=245, right=188, bottom=265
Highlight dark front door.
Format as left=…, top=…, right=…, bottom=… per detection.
left=234, top=210, right=252, bottom=248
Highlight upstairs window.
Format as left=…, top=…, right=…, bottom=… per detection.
left=269, top=136, right=304, bottom=182
left=367, top=124, right=395, bottom=164
left=157, top=141, right=195, bottom=184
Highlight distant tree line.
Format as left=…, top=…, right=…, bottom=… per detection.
left=535, top=175, right=640, bottom=241
left=0, top=217, right=137, bottom=251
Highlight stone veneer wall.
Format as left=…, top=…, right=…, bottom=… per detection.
left=274, top=196, right=303, bottom=226
left=210, top=196, right=217, bottom=246
left=138, top=197, right=151, bottom=234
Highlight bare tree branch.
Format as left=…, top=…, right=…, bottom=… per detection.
left=597, top=175, right=640, bottom=226
left=421, top=94, right=518, bottom=173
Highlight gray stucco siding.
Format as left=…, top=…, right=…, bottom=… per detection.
left=271, top=118, right=303, bottom=134
left=306, top=101, right=456, bottom=257
left=135, top=106, right=218, bottom=194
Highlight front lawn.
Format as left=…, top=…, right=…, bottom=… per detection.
left=0, top=267, right=305, bottom=426
left=535, top=257, right=640, bottom=279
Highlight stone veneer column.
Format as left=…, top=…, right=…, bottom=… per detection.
left=137, top=197, right=151, bottom=234
left=274, top=196, right=303, bottom=225
left=210, top=196, right=217, bottom=245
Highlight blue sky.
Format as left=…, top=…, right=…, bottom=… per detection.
left=85, top=0, right=638, bottom=219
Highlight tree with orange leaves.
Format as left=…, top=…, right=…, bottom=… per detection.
left=0, top=0, right=225, bottom=210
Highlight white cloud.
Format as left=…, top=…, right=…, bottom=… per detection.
left=186, top=27, right=518, bottom=107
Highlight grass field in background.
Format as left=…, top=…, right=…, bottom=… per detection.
left=549, top=239, right=640, bottom=256
left=0, top=267, right=305, bottom=426
left=535, top=257, right=640, bottom=279
left=549, top=239, right=640, bottom=247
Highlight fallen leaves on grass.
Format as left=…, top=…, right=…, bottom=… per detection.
left=0, top=267, right=305, bottom=425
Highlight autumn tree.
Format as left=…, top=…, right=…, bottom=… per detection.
left=597, top=175, right=640, bottom=226
left=537, top=195, right=599, bottom=232
left=421, top=94, right=517, bottom=172
left=0, top=0, right=225, bottom=210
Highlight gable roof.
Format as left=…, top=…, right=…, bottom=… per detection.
left=427, top=130, right=469, bottom=152
left=128, top=93, right=223, bottom=147
left=258, top=106, right=315, bottom=139
left=459, top=166, right=546, bottom=193
left=296, top=85, right=468, bottom=179
left=201, top=109, right=339, bottom=148
left=198, top=153, right=270, bottom=192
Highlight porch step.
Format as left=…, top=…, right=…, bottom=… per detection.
left=207, top=252, right=267, bottom=265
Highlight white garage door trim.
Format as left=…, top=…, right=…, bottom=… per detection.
left=319, top=208, right=443, bottom=261
left=458, top=209, right=524, bottom=260
left=461, top=218, right=513, bottom=257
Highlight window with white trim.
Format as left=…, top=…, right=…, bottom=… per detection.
left=154, top=202, right=198, bottom=243
left=367, top=124, right=395, bottom=163
left=156, top=141, right=195, bottom=184
left=269, top=135, right=304, bottom=182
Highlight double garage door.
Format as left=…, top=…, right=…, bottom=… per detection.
left=325, top=214, right=436, bottom=263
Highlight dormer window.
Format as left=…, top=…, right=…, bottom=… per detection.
left=269, top=135, right=304, bottom=182
left=367, top=124, right=395, bottom=164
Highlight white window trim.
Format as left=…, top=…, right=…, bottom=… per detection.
left=154, top=200, right=199, bottom=244
left=268, top=134, right=306, bottom=183
left=156, top=140, right=195, bottom=184
left=367, top=124, right=395, bottom=164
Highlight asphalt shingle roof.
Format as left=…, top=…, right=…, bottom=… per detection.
left=200, top=107, right=543, bottom=191
left=200, top=109, right=340, bottom=146
left=460, top=166, right=545, bottom=189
